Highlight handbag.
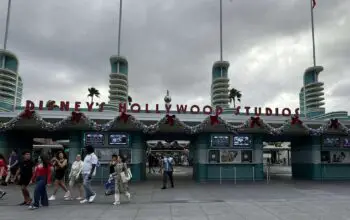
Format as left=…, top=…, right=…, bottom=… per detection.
left=121, top=168, right=132, bottom=183
left=104, top=177, right=115, bottom=196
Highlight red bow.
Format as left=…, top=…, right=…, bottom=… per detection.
left=166, top=115, right=176, bottom=126
left=118, top=112, right=130, bottom=123
left=20, top=109, right=35, bottom=119
left=329, top=119, right=339, bottom=129
left=71, top=111, right=83, bottom=123
left=291, top=115, right=302, bottom=125
left=250, top=116, right=261, bottom=128
left=210, top=115, right=219, bottom=126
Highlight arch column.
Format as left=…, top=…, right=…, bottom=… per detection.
left=129, top=132, right=146, bottom=181
left=291, top=136, right=321, bottom=179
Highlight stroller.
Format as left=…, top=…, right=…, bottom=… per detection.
left=104, top=175, right=115, bottom=196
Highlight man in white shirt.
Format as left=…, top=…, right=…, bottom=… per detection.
left=80, top=145, right=98, bottom=204
left=160, top=154, right=174, bottom=189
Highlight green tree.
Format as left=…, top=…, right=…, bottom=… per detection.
left=87, top=87, right=100, bottom=103
left=128, top=96, right=132, bottom=106
left=229, top=88, right=242, bottom=108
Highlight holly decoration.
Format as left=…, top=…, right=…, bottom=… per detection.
left=71, top=111, right=83, bottom=123
left=329, top=119, right=339, bottom=129
left=165, top=114, right=176, bottom=126
left=250, top=116, right=261, bottom=128
left=118, top=112, right=130, bottom=124
left=0, top=110, right=348, bottom=136
left=291, top=115, right=302, bottom=125
left=210, top=115, right=219, bottom=126
left=20, top=109, right=35, bottom=119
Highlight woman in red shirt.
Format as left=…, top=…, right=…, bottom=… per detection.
left=28, top=155, right=51, bottom=210
left=0, top=154, right=7, bottom=198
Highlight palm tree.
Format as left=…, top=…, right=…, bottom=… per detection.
left=87, top=87, right=100, bottom=103
left=128, top=96, right=132, bottom=106
left=46, top=100, right=58, bottom=109
left=229, top=88, right=242, bottom=108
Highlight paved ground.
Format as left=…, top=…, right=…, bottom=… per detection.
left=2, top=168, right=350, bottom=220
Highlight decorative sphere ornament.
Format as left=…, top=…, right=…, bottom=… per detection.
left=164, top=90, right=171, bottom=103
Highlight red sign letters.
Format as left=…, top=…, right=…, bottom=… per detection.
left=25, top=100, right=299, bottom=117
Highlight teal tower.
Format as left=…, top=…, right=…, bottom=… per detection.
left=299, top=66, right=325, bottom=118
left=0, top=49, right=23, bottom=112
left=105, top=55, right=129, bottom=111
left=211, top=61, right=230, bottom=108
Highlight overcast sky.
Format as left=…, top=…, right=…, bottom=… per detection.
left=0, top=0, right=349, bottom=112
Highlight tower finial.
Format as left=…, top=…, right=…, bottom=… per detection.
left=164, top=90, right=171, bottom=104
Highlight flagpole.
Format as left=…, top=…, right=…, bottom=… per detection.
left=3, top=0, right=18, bottom=112
left=310, top=0, right=316, bottom=67
left=117, top=0, right=122, bottom=57
left=219, top=0, right=223, bottom=62
left=3, top=0, right=11, bottom=51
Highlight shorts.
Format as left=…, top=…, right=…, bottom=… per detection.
left=10, top=167, right=18, bottom=176
left=69, top=175, right=83, bottom=186
left=19, top=176, right=31, bottom=186
left=55, top=171, right=65, bottom=181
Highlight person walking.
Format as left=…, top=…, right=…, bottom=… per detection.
left=148, top=153, right=155, bottom=173
left=49, top=151, right=70, bottom=200
left=0, top=154, right=7, bottom=198
left=6, top=149, right=19, bottom=184
left=161, top=154, right=174, bottom=189
left=111, top=155, right=131, bottom=205
left=17, top=151, right=35, bottom=205
left=28, top=155, right=51, bottom=210
left=80, top=145, right=98, bottom=204
left=66, top=154, right=84, bottom=200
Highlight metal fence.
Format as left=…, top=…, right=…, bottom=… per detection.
left=218, top=165, right=271, bottom=184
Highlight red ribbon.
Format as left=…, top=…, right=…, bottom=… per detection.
left=210, top=115, right=219, bottom=126
left=329, top=119, right=339, bottom=129
left=250, top=116, right=261, bottom=128
left=20, top=109, right=35, bottom=119
left=166, top=114, right=176, bottom=126
left=291, top=115, right=302, bottom=125
left=71, top=111, right=83, bottom=123
left=118, top=112, right=130, bottom=123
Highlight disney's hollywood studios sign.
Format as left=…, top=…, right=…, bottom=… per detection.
left=25, top=100, right=300, bottom=116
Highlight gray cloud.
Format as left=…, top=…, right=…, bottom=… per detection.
left=0, top=0, right=349, bottom=113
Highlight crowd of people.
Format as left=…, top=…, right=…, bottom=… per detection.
left=0, top=146, right=179, bottom=209
left=0, top=145, right=132, bottom=210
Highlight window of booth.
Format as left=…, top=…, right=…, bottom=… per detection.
left=83, top=132, right=132, bottom=164
left=321, top=136, right=350, bottom=164
left=208, top=135, right=253, bottom=164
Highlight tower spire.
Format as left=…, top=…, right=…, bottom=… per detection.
left=3, top=0, right=11, bottom=51
left=105, top=0, right=129, bottom=112
left=210, top=0, right=230, bottom=109
left=219, top=0, right=223, bottom=61
left=117, top=0, right=123, bottom=56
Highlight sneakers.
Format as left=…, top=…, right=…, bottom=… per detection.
left=28, top=205, right=38, bottom=210
left=76, top=197, right=83, bottom=200
left=0, top=191, right=6, bottom=199
left=125, top=192, right=131, bottom=201
left=64, top=197, right=73, bottom=201
left=64, top=191, right=71, bottom=198
left=19, top=201, right=27, bottom=206
left=88, top=193, right=96, bottom=203
left=80, top=199, right=89, bottom=204
left=113, top=201, right=120, bottom=205
left=48, top=195, right=56, bottom=201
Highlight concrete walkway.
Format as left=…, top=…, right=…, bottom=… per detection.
left=1, top=178, right=350, bottom=220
